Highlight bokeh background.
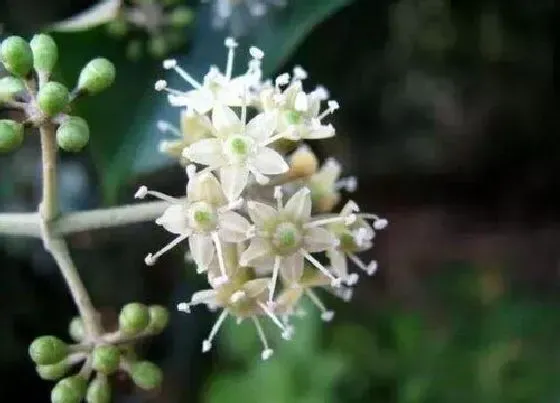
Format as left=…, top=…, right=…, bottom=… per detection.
left=1, top=0, right=558, bottom=402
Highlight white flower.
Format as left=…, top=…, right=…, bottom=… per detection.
left=136, top=171, right=251, bottom=285
left=240, top=186, right=356, bottom=306
left=183, top=104, right=289, bottom=201
left=155, top=38, right=264, bottom=114
left=177, top=243, right=292, bottom=360
left=306, top=157, right=358, bottom=212
left=260, top=68, right=340, bottom=141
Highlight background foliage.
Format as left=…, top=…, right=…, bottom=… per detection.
left=0, top=0, right=558, bottom=402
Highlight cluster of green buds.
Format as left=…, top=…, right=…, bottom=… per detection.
left=0, top=34, right=115, bottom=154
left=29, top=303, right=169, bottom=403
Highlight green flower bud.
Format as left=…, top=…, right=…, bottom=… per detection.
left=91, top=345, right=120, bottom=375
left=30, top=34, right=58, bottom=73
left=68, top=316, right=85, bottom=342
left=77, top=58, right=115, bottom=94
left=0, top=119, right=24, bottom=153
left=37, top=360, right=71, bottom=381
left=56, top=116, right=90, bottom=152
left=0, top=36, right=33, bottom=77
left=169, top=6, right=194, bottom=27
left=0, top=76, right=25, bottom=102
left=29, top=335, right=68, bottom=365
left=86, top=376, right=111, bottom=403
left=37, top=81, right=69, bottom=117
left=51, top=376, right=87, bottom=403
left=146, top=305, right=169, bottom=334
left=119, top=303, right=150, bottom=335
left=130, top=361, right=163, bottom=391
left=105, top=19, right=128, bottom=37
left=148, top=36, right=167, bottom=58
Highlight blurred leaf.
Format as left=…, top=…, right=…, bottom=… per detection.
left=103, top=0, right=356, bottom=203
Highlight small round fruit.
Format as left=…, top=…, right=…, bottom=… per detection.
left=91, top=345, right=120, bottom=375
left=146, top=305, right=169, bottom=334
left=68, top=316, right=85, bottom=342
left=0, top=35, right=33, bottom=77
left=77, top=58, right=116, bottom=94
left=118, top=303, right=150, bottom=335
left=86, top=376, right=111, bottom=403
left=51, top=376, right=87, bottom=403
left=30, top=33, right=58, bottom=73
left=130, top=361, right=163, bottom=391
left=0, top=119, right=24, bottom=153
left=29, top=335, right=68, bottom=366
left=0, top=76, right=25, bottom=102
left=56, top=117, right=90, bottom=152
left=37, top=81, right=69, bottom=117
left=37, top=360, right=71, bottom=381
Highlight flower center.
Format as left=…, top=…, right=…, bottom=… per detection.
left=188, top=201, right=217, bottom=232
left=285, top=110, right=303, bottom=125
left=272, top=221, right=302, bottom=256
left=224, top=134, right=255, bottom=163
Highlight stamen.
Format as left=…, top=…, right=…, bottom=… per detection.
left=341, top=200, right=361, bottom=216
left=202, top=309, right=229, bottom=353
left=145, top=233, right=190, bottom=266
left=305, top=215, right=356, bottom=229
left=293, top=66, right=307, bottom=80
left=224, top=37, right=238, bottom=80
left=140, top=188, right=179, bottom=203
left=301, top=250, right=341, bottom=287
left=312, top=86, right=329, bottom=100
left=134, top=186, right=148, bottom=199
left=257, top=302, right=290, bottom=339
left=346, top=273, right=359, bottom=286
left=186, top=164, right=197, bottom=179
left=305, top=289, right=334, bottom=322
left=251, top=317, right=273, bottom=360
left=230, top=290, right=246, bottom=304
left=335, top=176, right=358, bottom=192
left=154, top=80, right=167, bottom=91
left=211, top=232, right=229, bottom=285
left=275, top=73, right=290, bottom=87
left=373, top=218, right=389, bottom=230
left=167, top=61, right=202, bottom=89
left=268, top=257, right=281, bottom=305
left=249, top=46, right=264, bottom=60
left=294, top=91, right=308, bottom=112
left=348, top=254, right=378, bottom=276
left=273, top=186, right=283, bottom=209
left=177, top=302, right=190, bottom=313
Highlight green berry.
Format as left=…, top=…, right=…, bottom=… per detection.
left=68, top=316, right=85, bottom=342
left=119, top=303, right=150, bottom=335
left=51, top=376, right=87, bottom=403
left=0, top=76, right=25, bottom=102
left=0, top=119, right=24, bottom=153
left=169, top=6, right=194, bottom=27
left=91, top=345, right=120, bottom=375
left=29, top=335, right=68, bottom=365
left=37, top=81, right=69, bottom=117
left=130, top=361, right=163, bottom=391
left=77, top=58, right=115, bottom=94
left=30, top=34, right=58, bottom=73
left=146, top=305, right=169, bottom=334
left=86, top=376, right=111, bottom=403
left=56, top=116, right=90, bottom=152
left=37, top=360, right=71, bottom=381
left=0, top=36, right=33, bottom=77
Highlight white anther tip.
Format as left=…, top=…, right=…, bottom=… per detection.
left=367, top=261, right=378, bottom=276
left=163, top=59, right=177, bottom=69
left=328, top=100, right=340, bottom=110
left=281, top=326, right=294, bottom=340
left=331, top=278, right=342, bottom=288
left=321, top=311, right=335, bottom=322
left=211, top=275, right=229, bottom=287
left=261, top=348, right=274, bottom=360
left=154, top=80, right=167, bottom=91
left=177, top=302, right=190, bottom=313
left=249, top=46, right=265, bottom=60
left=202, top=340, right=212, bottom=353
left=345, top=214, right=357, bottom=225
left=374, top=218, right=389, bottom=230
left=144, top=254, right=156, bottom=266
left=293, top=66, right=307, bottom=80
left=347, top=273, right=359, bottom=286
left=225, top=37, right=238, bottom=48
left=134, top=185, right=148, bottom=199
left=275, top=73, right=290, bottom=86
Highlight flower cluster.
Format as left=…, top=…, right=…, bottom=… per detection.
left=138, top=38, right=387, bottom=360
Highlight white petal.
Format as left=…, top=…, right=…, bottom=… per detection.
left=283, top=187, right=312, bottom=222
left=189, top=233, right=215, bottom=271
left=186, top=88, right=215, bottom=114
left=156, top=204, right=190, bottom=234
left=246, top=112, right=277, bottom=142
left=243, top=278, right=270, bottom=298
left=247, top=201, right=278, bottom=227
left=240, top=238, right=272, bottom=266
left=184, top=139, right=224, bottom=167
left=187, top=172, right=227, bottom=205
left=280, top=254, right=304, bottom=283
left=212, top=104, right=241, bottom=132
left=250, top=147, right=289, bottom=175
left=190, top=289, right=218, bottom=305
left=304, top=227, right=336, bottom=253
left=218, top=211, right=251, bottom=242
left=294, top=91, right=308, bottom=111
left=220, top=165, right=249, bottom=202
left=306, top=122, right=335, bottom=139
left=327, top=249, right=348, bottom=278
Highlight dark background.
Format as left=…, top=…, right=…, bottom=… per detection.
left=1, top=0, right=558, bottom=402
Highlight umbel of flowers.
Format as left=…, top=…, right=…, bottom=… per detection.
left=139, top=37, right=388, bottom=360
